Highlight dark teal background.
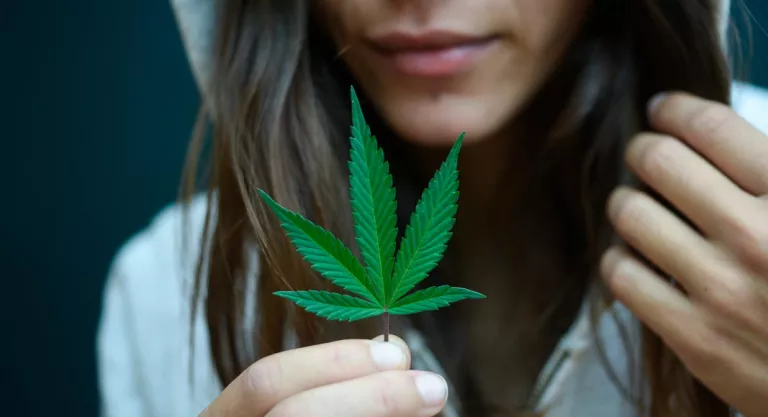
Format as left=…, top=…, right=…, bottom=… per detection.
left=4, top=2, right=196, bottom=416
left=2, top=1, right=765, bottom=416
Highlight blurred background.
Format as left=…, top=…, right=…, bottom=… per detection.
left=1, top=1, right=766, bottom=416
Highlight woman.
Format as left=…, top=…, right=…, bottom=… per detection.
left=98, top=0, right=768, bottom=416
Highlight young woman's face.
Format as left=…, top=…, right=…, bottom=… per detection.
left=319, top=0, right=591, bottom=146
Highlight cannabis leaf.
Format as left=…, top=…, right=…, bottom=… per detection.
left=389, top=132, right=461, bottom=304
left=258, top=191, right=377, bottom=304
left=348, top=87, right=398, bottom=305
left=389, top=286, right=485, bottom=315
left=259, top=86, right=485, bottom=339
left=274, top=290, right=384, bottom=321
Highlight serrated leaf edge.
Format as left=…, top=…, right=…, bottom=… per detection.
left=348, top=86, right=398, bottom=306
left=388, top=134, right=464, bottom=304
left=275, top=290, right=385, bottom=322
left=258, top=189, right=379, bottom=304
left=388, top=285, right=485, bottom=315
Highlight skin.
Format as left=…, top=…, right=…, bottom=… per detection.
left=200, top=335, right=448, bottom=417
left=603, top=93, right=768, bottom=417
left=320, top=0, right=590, bottom=146
left=202, top=1, right=768, bottom=416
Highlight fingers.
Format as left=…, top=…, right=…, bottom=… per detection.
left=607, top=186, right=728, bottom=298
left=630, top=93, right=768, bottom=272
left=600, top=245, right=699, bottom=351
left=201, top=337, right=410, bottom=417
left=625, top=132, right=755, bottom=240
left=648, top=92, right=768, bottom=195
left=266, top=370, right=448, bottom=417
left=373, top=334, right=413, bottom=368
left=601, top=246, right=768, bottom=417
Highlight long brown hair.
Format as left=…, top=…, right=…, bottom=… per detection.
left=182, top=0, right=735, bottom=415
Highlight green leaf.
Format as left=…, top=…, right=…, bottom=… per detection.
left=275, top=290, right=385, bottom=321
left=262, top=86, right=485, bottom=325
left=258, top=189, right=378, bottom=303
left=388, top=285, right=485, bottom=315
left=388, top=134, right=464, bottom=304
left=348, top=86, right=398, bottom=305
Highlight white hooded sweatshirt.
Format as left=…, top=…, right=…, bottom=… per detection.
left=97, top=1, right=768, bottom=416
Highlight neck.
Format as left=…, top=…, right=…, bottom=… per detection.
left=400, top=128, right=583, bottom=415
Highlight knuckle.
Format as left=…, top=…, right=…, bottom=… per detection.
left=371, top=373, right=410, bottom=417
left=705, top=274, right=766, bottom=334
left=675, top=325, right=724, bottom=373
left=244, top=357, right=283, bottom=400
left=689, top=102, right=732, bottom=135
left=726, top=216, right=768, bottom=267
left=635, top=135, right=679, bottom=174
left=375, top=388, right=400, bottom=417
left=328, top=341, right=361, bottom=373
left=628, top=135, right=701, bottom=194
left=707, top=274, right=754, bottom=320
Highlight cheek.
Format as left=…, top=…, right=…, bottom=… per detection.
left=356, top=22, right=588, bottom=146
left=518, top=0, right=590, bottom=59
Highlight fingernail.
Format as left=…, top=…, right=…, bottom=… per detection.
left=600, top=246, right=624, bottom=279
left=370, top=341, right=406, bottom=370
left=414, top=373, right=448, bottom=407
left=648, top=92, right=669, bottom=116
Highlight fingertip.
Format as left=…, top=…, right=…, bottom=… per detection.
left=648, top=92, right=669, bottom=117
left=600, top=245, right=627, bottom=282
left=371, top=334, right=412, bottom=368
left=412, top=371, right=448, bottom=409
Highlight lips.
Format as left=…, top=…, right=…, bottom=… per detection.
left=368, top=30, right=495, bottom=52
left=366, top=30, right=499, bottom=77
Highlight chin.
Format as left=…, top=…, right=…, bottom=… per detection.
left=374, top=93, right=518, bottom=148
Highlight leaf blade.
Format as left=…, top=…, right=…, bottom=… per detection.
left=275, top=290, right=385, bottom=321
left=258, top=189, right=379, bottom=304
left=348, top=87, right=399, bottom=305
left=388, top=285, right=486, bottom=315
left=389, top=134, right=464, bottom=304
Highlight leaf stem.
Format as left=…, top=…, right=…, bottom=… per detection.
left=383, top=311, right=390, bottom=342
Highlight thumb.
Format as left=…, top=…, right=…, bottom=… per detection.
left=372, top=333, right=412, bottom=369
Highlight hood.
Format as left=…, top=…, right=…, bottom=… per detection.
left=170, top=0, right=732, bottom=93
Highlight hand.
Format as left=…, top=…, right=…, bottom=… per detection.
left=601, top=92, right=768, bottom=416
left=199, top=335, right=448, bottom=417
